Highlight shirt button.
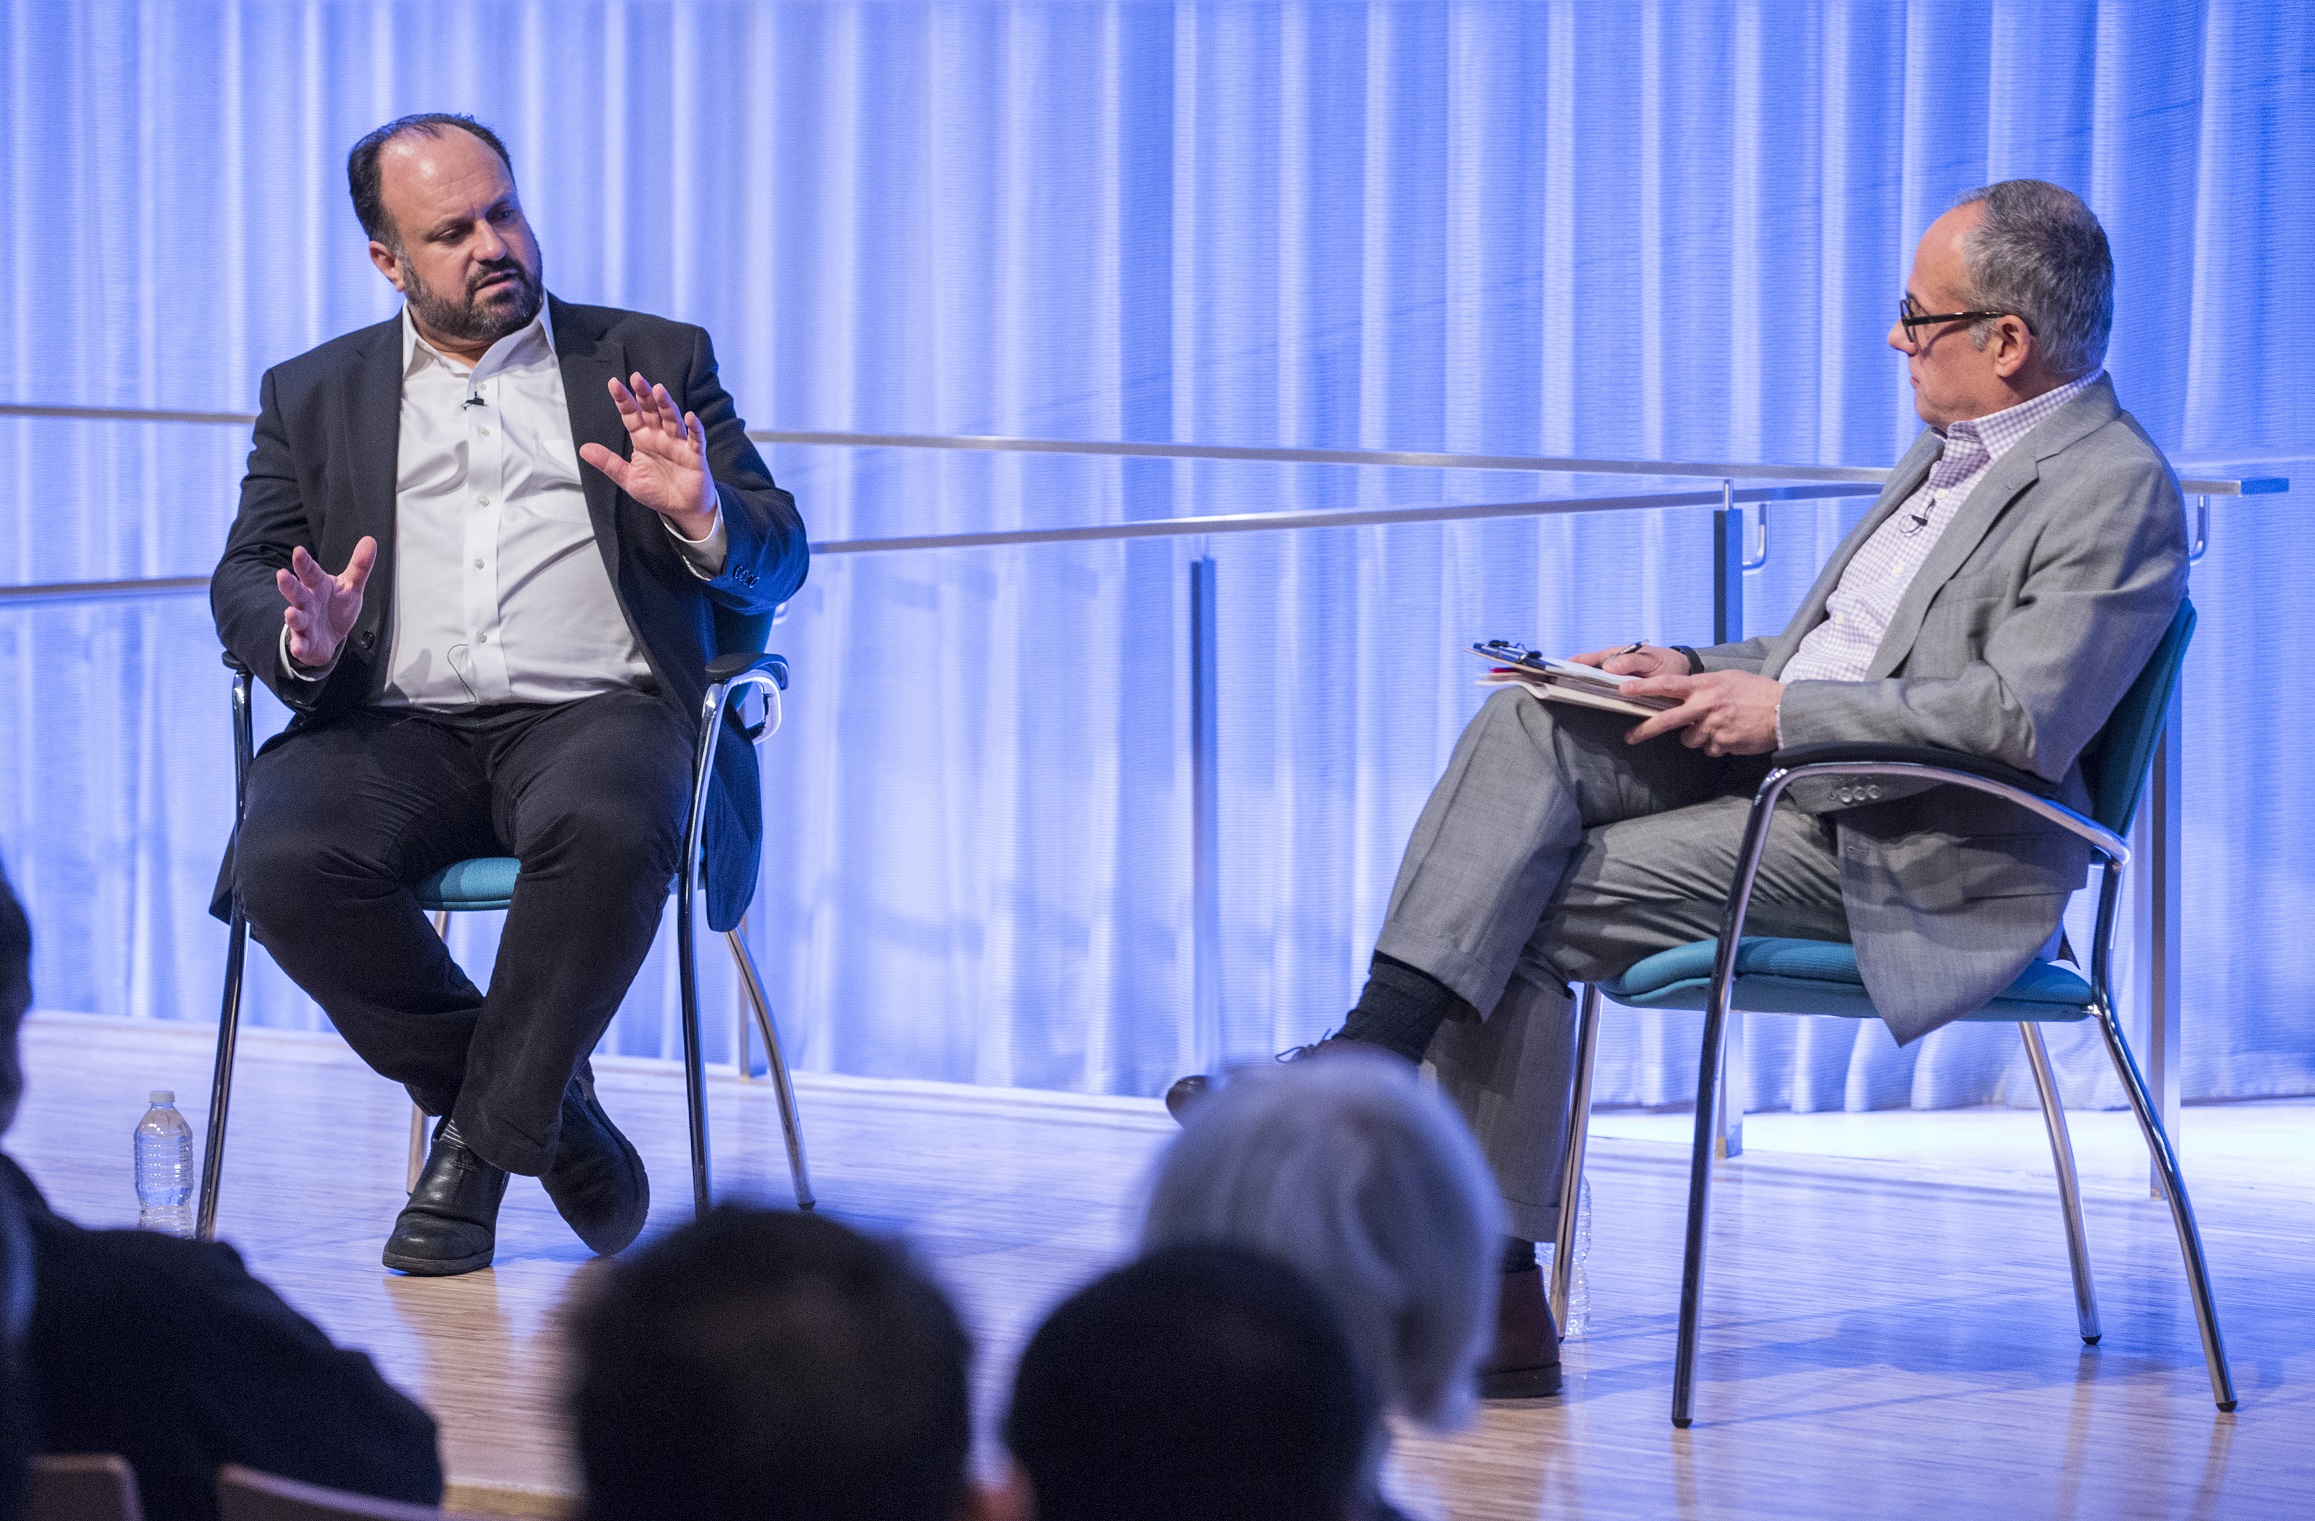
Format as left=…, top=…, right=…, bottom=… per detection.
left=478, top=494, right=492, bottom=506
left=478, top=427, right=491, bottom=437
left=474, top=559, right=485, bottom=569
left=478, top=634, right=489, bottom=643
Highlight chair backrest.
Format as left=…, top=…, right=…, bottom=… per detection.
left=26, top=1455, right=143, bottom=1521
left=214, top=1465, right=491, bottom=1521
left=2076, top=598, right=2195, bottom=836
left=711, top=605, right=775, bottom=661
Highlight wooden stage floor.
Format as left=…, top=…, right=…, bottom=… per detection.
left=13, top=1013, right=2312, bottom=1519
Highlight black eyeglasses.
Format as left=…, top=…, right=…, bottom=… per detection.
left=1897, top=295, right=2032, bottom=343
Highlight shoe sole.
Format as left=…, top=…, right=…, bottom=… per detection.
left=381, top=1247, right=495, bottom=1276
left=1478, top=1362, right=1564, bottom=1399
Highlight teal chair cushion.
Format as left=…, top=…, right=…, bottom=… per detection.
left=414, top=856, right=521, bottom=913
left=1596, top=936, right=2094, bottom=1022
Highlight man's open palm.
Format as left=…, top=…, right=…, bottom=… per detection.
left=578, top=372, right=719, bottom=539
left=276, top=538, right=376, bottom=670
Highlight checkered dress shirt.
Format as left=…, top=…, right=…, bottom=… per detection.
left=1779, top=369, right=2102, bottom=686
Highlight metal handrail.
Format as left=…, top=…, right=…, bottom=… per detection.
left=0, top=401, right=2290, bottom=497
left=0, top=481, right=1883, bottom=606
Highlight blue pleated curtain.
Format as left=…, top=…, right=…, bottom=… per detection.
left=2, top=2, right=2310, bottom=1111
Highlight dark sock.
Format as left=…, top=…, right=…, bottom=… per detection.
left=1500, top=1236, right=1537, bottom=1274
left=1337, top=953, right=1466, bottom=1063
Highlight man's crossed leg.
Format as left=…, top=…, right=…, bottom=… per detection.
left=1173, top=686, right=1849, bottom=1393
left=235, top=688, right=691, bottom=1273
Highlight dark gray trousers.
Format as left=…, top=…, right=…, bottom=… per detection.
left=1375, top=688, right=1850, bottom=1240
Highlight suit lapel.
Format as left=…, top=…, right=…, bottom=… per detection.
left=339, top=315, right=406, bottom=630
left=551, top=296, right=631, bottom=567
left=1760, top=431, right=1940, bottom=678
left=1863, top=376, right=2121, bottom=678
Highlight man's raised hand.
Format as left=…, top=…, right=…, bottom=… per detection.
left=277, top=537, right=377, bottom=670
left=578, top=372, right=720, bottom=541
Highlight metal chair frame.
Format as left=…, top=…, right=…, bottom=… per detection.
left=1552, top=754, right=2235, bottom=1427
left=196, top=652, right=813, bottom=1242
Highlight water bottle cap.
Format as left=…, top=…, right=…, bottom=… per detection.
left=149, top=1090, right=175, bottom=1105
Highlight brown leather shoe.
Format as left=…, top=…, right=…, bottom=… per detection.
left=1163, top=1072, right=1213, bottom=1122
left=1478, top=1264, right=1563, bottom=1398
left=1163, top=1033, right=1391, bottom=1126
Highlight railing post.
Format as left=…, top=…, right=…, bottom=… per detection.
left=1190, top=553, right=1222, bottom=1067
left=1712, top=483, right=1745, bottom=1159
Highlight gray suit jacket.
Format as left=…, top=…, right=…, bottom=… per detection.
left=1696, top=376, right=2186, bottom=1042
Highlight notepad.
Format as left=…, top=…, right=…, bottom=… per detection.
left=1468, top=640, right=1678, bottom=719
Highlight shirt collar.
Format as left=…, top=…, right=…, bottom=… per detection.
left=400, top=295, right=557, bottom=381
left=1943, top=367, right=2103, bottom=465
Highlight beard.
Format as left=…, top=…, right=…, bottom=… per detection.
left=403, top=250, right=545, bottom=345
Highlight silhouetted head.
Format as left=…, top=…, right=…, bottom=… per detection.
left=1005, top=1243, right=1378, bottom=1521
left=568, top=1206, right=976, bottom=1521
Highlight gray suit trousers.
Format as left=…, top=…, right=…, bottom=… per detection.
left=1375, top=687, right=1849, bottom=1241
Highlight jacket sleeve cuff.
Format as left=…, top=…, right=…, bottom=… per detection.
left=279, top=625, right=340, bottom=685
left=665, top=509, right=729, bottom=579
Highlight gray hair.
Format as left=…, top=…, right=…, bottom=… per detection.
left=1953, top=179, right=2114, bottom=379
left=1140, top=1050, right=1502, bottom=1430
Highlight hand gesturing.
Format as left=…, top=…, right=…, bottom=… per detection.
left=276, top=538, right=377, bottom=670
left=578, top=372, right=719, bottom=540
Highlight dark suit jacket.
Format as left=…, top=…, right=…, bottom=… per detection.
left=1, top=1156, right=441, bottom=1521
left=210, top=296, right=807, bottom=930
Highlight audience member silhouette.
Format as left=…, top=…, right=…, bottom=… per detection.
left=569, top=1205, right=1004, bottom=1521
left=0, top=865, right=443, bottom=1521
left=1005, top=1243, right=1380, bottom=1521
left=1142, top=1048, right=1505, bottom=1516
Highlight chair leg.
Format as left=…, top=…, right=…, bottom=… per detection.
left=407, top=1106, right=427, bottom=1194
left=725, top=919, right=815, bottom=1210
left=733, top=982, right=753, bottom=1080
left=676, top=889, right=714, bottom=1218
left=2020, top=1022, right=2101, bottom=1343
left=194, top=904, right=250, bottom=1242
left=2093, top=997, right=2237, bottom=1410
left=1550, top=986, right=1602, bottom=1331
left=1671, top=989, right=1734, bottom=1428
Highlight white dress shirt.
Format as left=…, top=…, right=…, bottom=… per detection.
left=282, top=302, right=725, bottom=707
left=1780, top=368, right=2102, bottom=687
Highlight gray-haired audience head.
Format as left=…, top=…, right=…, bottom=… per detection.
left=1141, top=1047, right=1501, bottom=1430
left=1952, top=179, right=2114, bottom=380
left=1005, top=1243, right=1377, bottom=1521
left=568, top=1206, right=976, bottom=1521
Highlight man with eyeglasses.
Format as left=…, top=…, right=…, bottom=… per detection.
left=1168, top=180, right=2186, bottom=1402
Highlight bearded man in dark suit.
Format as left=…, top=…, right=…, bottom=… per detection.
left=210, top=114, right=807, bottom=1275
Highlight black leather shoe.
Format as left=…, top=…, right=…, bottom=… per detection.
left=1478, top=1264, right=1564, bottom=1398
left=1164, top=1033, right=1390, bottom=1126
left=540, top=1071, right=650, bottom=1256
left=383, top=1121, right=509, bottom=1277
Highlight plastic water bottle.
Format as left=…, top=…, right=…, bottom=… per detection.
left=1564, top=1176, right=1594, bottom=1339
left=134, top=1090, right=194, bottom=1238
